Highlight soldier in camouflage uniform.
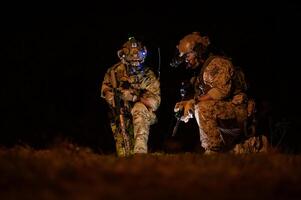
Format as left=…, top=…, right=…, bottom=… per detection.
left=171, top=32, right=269, bottom=154
left=101, top=37, right=161, bottom=157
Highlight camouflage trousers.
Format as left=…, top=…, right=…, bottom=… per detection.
left=194, top=100, right=268, bottom=153
left=131, top=102, right=156, bottom=154
left=111, top=102, right=156, bottom=156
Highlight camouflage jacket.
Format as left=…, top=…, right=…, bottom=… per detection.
left=101, top=62, right=161, bottom=112
left=193, top=56, right=246, bottom=101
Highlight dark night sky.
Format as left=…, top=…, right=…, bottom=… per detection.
left=2, top=2, right=301, bottom=152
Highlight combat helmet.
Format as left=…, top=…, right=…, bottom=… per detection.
left=177, top=32, right=210, bottom=57
left=117, top=37, right=147, bottom=67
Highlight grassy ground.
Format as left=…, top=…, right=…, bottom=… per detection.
left=1, top=143, right=301, bottom=200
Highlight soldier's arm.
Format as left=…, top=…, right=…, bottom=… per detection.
left=204, top=57, right=234, bottom=100
left=139, top=70, right=161, bottom=111
left=101, top=68, right=114, bottom=106
left=197, top=94, right=213, bottom=101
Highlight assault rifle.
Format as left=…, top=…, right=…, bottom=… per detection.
left=110, top=70, right=131, bottom=156
left=172, top=82, right=187, bottom=137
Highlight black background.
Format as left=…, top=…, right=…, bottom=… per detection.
left=2, top=2, right=301, bottom=153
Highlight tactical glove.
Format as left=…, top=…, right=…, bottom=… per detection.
left=174, top=99, right=195, bottom=123
left=120, top=89, right=137, bottom=102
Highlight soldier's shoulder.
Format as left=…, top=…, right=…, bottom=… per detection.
left=208, top=56, right=233, bottom=68
left=106, top=62, right=124, bottom=72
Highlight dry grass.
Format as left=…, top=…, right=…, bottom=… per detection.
left=1, top=143, right=301, bottom=200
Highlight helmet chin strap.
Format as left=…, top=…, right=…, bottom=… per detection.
left=128, top=63, right=144, bottom=75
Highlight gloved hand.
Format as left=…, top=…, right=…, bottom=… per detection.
left=174, top=101, right=185, bottom=113
left=104, top=91, right=114, bottom=106
left=120, top=89, right=137, bottom=102
left=174, top=99, right=195, bottom=123
left=232, top=93, right=247, bottom=105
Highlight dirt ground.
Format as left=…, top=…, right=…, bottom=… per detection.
left=1, top=144, right=301, bottom=200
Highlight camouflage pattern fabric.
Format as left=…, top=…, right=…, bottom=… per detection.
left=131, top=102, right=156, bottom=154
left=109, top=113, right=134, bottom=157
left=193, top=56, right=268, bottom=153
left=232, top=135, right=269, bottom=154
left=101, top=62, right=160, bottom=156
left=195, top=100, right=242, bottom=151
left=202, top=56, right=234, bottom=101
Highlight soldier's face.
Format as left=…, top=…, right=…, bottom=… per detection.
left=126, top=48, right=146, bottom=67
left=185, top=51, right=199, bottom=69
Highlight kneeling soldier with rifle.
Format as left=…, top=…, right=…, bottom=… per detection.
left=101, top=37, right=161, bottom=157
